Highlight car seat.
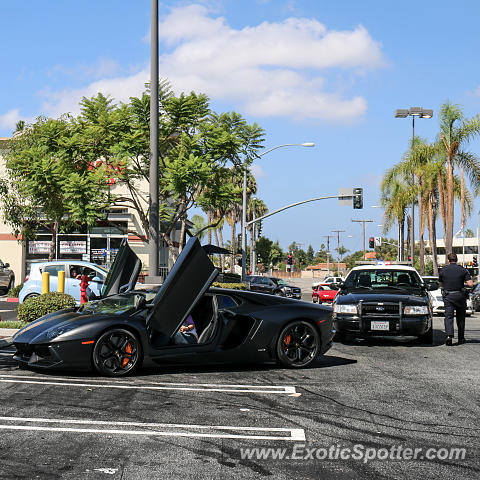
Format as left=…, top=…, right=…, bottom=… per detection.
left=397, top=273, right=411, bottom=285
left=358, top=275, right=371, bottom=287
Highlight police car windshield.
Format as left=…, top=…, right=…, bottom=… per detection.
left=344, top=269, right=422, bottom=293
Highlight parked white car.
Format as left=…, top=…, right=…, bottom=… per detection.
left=423, top=276, right=473, bottom=316
left=19, top=261, right=108, bottom=304
left=312, top=276, right=344, bottom=289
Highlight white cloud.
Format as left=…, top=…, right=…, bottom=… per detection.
left=34, top=3, right=385, bottom=122
left=0, top=109, right=21, bottom=131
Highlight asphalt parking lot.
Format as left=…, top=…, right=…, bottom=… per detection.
left=0, top=308, right=479, bottom=479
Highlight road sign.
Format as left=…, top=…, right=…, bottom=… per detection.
left=338, top=188, right=353, bottom=206
left=374, top=237, right=382, bottom=247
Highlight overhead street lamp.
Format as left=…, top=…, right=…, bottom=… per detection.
left=394, top=107, right=433, bottom=266
left=241, top=143, right=315, bottom=280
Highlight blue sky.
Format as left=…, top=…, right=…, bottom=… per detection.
left=2, top=0, right=480, bottom=255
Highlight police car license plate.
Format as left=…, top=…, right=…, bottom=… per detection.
left=371, top=321, right=389, bottom=331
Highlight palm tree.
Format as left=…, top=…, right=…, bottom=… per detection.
left=246, top=198, right=268, bottom=269
left=437, top=102, right=480, bottom=254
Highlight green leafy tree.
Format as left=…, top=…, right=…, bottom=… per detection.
left=1, top=116, right=110, bottom=260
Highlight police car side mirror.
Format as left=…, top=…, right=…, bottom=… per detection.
left=426, top=281, right=439, bottom=291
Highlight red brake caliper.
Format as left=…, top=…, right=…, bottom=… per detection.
left=121, top=342, right=133, bottom=367
left=284, top=334, right=291, bottom=351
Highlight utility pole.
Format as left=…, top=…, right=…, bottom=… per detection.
left=352, top=219, right=374, bottom=260
left=332, top=229, right=345, bottom=274
left=147, top=0, right=160, bottom=281
left=323, top=235, right=335, bottom=276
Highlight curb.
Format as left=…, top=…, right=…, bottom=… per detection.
left=6, top=298, right=19, bottom=303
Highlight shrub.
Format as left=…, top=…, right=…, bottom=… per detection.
left=212, top=282, right=246, bottom=290
left=7, top=283, right=23, bottom=298
left=17, top=292, right=76, bottom=323
left=0, top=320, right=27, bottom=329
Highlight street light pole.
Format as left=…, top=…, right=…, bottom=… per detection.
left=394, top=107, right=433, bottom=266
left=323, top=235, right=335, bottom=276
left=148, top=0, right=159, bottom=280
left=332, top=229, right=345, bottom=274
left=352, top=219, right=374, bottom=260
left=240, top=142, right=315, bottom=281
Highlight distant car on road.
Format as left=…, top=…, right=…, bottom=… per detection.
left=246, top=275, right=302, bottom=299
left=312, top=284, right=338, bottom=304
left=312, top=276, right=344, bottom=289
left=471, top=283, right=480, bottom=311
left=0, top=260, right=15, bottom=294
left=19, top=261, right=108, bottom=304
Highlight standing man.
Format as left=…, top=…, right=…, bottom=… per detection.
left=439, top=253, right=473, bottom=346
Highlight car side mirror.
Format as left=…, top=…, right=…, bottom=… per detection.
left=333, top=281, right=345, bottom=290
left=4, top=263, right=9, bottom=268
left=91, top=276, right=103, bottom=283
left=427, top=281, right=439, bottom=291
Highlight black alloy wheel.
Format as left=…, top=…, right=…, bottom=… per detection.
left=93, top=328, right=142, bottom=376
left=276, top=321, right=319, bottom=368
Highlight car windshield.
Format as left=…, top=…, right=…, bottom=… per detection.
left=79, top=291, right=156, bottom=315
left=276, top=279, right=288, bottom=286
left=344, top=269, right=422, bottom=293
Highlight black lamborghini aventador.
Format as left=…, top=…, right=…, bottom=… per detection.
left=12, top=238, right=334, bottom=376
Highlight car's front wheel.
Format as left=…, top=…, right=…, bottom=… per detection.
left=276, top=321, right=319, bottom=368
left=92, top=328, right=143, bottom=376
left=417, top=325, right=434, bottom=345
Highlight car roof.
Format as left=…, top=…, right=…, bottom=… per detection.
left=31, top=260, right=107, bottom=268
left=349, top=264, right=418, bottom=272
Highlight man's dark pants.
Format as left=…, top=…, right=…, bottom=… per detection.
left=443, top=291, right=466, bottom=340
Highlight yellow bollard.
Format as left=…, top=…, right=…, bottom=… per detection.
left=58, top=271, right=65, bottom=293
left=42, top=271, right=50, bottom=294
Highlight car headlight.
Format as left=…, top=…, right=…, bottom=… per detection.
left=334, top=304, right=357, bottom=314
left=45, top=324, right=78, bottom=339
left=404, top=305, right=429, bottom=315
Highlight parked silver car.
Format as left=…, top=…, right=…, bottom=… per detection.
left=0, top=260, right=15, bottom=293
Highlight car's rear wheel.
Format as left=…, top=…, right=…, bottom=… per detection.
left=24, top=293, right=40, bottom=302
left=276, top=321, right=319, bottom=368
left=7, top=278, right=14, bottom=292
left=92, top=328, right=142, bottom=376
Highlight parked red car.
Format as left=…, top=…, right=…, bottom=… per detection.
left=312, top=284, right=338, bottom=304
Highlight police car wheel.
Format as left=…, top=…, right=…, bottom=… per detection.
left=417, top=326, right=434, bottom=345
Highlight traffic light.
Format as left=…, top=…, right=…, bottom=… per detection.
left=353, top=187, right=363, bottom=209
left=256, top=252, right=262, bottom=263
left=369, top=237, right=374, bottom=249
left=474, top=256, right=478, bottom=267
left=257, top=220, right=262, bottom=238
left=237, top=233, right=242, bottom=254
left=287, top=254, right=293, bottom=265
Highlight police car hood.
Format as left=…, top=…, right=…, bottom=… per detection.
left=336, top=290, right=428, bottom=305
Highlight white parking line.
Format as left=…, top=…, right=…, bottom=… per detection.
left=0, top=374, right=296, bottom=394
left=0, top=416, right=305, bottom=441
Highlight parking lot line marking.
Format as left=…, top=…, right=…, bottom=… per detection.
left=0, top=416, right=305, bottom=441
left=0, top=375, right=296, bottom=394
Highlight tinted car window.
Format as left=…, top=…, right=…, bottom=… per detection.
left=216, top=295, right=238, bottom=309
left=43, top=265, right=66, bottom=277
left=344, top=269, right=422, bottom=292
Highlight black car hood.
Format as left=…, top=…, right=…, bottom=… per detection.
left=147, top=237, right=218, bottom=338
left=101, top=239, right=142, bottom=297
left=336, top=291, right=428, bottom=305
left=12, top=310, right=84, bottom=344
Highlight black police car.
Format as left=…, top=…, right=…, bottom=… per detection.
left=333, top=264, right=437, bottom=344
